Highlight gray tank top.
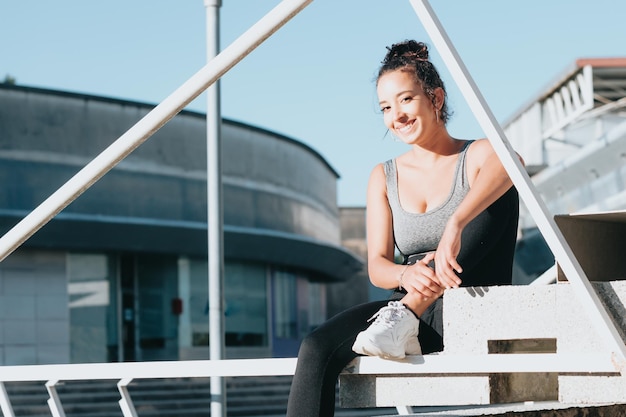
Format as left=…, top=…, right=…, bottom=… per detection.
left=384, top=141, right=472, bottom=257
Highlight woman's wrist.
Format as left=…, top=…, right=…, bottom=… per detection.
left=397, top=264, right=409, bottom=290
left=447, top=214, right=466, bottom=233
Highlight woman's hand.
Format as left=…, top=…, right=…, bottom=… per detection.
left=401, top=252, right=444, bottom=299
left=435, top=219, right=464, bottom=289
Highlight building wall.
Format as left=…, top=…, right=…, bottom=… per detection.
left=328, top=207, right=370, bottom=318
left=0, top=250, right=69, bottom=365
left=0, top=84, right=363, bottom=364
left=0, top=84, right=361, bottom=279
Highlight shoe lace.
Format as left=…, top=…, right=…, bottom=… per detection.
left=367, top=302, right=407, bottom=329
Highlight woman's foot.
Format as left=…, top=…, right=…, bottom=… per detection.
left=352, top=301, right=422, bottom=359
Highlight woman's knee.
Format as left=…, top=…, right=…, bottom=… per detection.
left=296, top=301, right=386, bottom=365
left=297, top=328, right=336, bottom=364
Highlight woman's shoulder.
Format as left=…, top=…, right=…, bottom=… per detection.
left=368, top=158, right=399, bottom=191
left=367, top=161, right=392, bottom=200
left=369, top=161, right=389, bottom=182
left=370, top=150, right=414, bottom=181
left=371, top=158, right=396, bottom=176
left=466, top=138, right=491, bottom=152
left=465, top=138, right=495, bottom=163
left=466, top=137, right=525, bottom=168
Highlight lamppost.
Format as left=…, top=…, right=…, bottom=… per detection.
left=204, top=0, right=224, bottom=416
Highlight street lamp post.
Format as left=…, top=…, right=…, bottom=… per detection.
left=204, top=0, right=225, bottom=416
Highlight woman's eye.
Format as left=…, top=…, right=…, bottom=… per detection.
left=401, top=96, right=412, bottom=103
left=380, top=106, right=390, bottom=113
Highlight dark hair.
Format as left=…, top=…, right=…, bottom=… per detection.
left=377, top=40, right=451, bottom=124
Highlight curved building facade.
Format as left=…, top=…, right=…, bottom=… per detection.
left=0, top=84, right=362, bottom=364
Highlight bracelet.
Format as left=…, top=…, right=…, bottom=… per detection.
left=398, top=264, right=409, bottom=290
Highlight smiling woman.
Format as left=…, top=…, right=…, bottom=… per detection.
left=286, top=40, right=520, bottom=417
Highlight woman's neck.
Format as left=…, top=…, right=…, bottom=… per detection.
left=409, top=130, right=464, bottom=162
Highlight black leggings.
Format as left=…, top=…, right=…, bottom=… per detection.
left=287, top=299, right=443, bottom=417
left=286, top=300, right=387, bottom=417
left=285, top=188, right=518, bottom=417
left=285, top=298, right=443, bottom=417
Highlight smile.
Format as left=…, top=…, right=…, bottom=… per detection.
left=396, top=121, right=414, bottom=134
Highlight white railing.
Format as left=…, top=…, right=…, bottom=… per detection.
left=503, top=65, right=595, bottom=167
left=542, top=65, right=594, bottom=140
left=0, top=358, right=296, bottom=417
left=0, top=354, right=620, bottom=416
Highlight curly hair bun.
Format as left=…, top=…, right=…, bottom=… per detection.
left=383, top=40, right=429, bottom=66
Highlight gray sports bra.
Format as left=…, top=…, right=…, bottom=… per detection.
left=384, top=140, right=472, bottom=257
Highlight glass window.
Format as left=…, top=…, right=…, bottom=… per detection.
left=224, top=262, right=268, bottom=347
left=307, top=281, right=326, bottom=332
left=188, top=259, right=209, bottom=346
left=188, top=259, right=268, bottom=348
left=68, top=253, right=116, bottom=363
left=136, top=255, right=178, bottom=361
left=273, top=269, right=298, bottom=339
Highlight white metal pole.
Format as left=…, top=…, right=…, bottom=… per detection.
left=0, top=0, right=313, bottom=263
left=0, top=382, right=16, bottom=417
left=204, top=0, right=225, bottom=416
left=409, top=0, right=626, bottom=363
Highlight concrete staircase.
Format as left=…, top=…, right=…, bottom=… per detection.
left=339, top=281, right=626, bottom=412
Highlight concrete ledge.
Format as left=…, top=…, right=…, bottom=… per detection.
left=340, top=374, right=489, bottom=408
left=342, top=353, right=618, bottom=375
left=559, top=375, right=626, bottom=404
left=339, top=281, right=626, bottom=408
left=339, top=352, right=620, bottom=407
left=377, top=402, right=626, bottom=416
left=443, top=285, right=558, bottom=355
left=443, top=282, right=626, bottom=356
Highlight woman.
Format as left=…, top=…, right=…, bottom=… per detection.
left=286, top=40, right=520, bottom=417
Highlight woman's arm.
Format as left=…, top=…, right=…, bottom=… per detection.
left=435, top=139, right=522, bottom=288
left=366, top=164, right=442, bottom=298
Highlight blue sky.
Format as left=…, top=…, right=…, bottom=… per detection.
left=2, top=0, right=625, bottom=206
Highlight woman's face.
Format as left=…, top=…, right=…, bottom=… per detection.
left=377, top=69, right=437, bottom=144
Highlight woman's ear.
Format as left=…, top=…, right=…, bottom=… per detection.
left=434, top=87, right=445, bottom=110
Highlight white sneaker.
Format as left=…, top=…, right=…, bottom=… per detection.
left=352, top=301, right=421, bottom=359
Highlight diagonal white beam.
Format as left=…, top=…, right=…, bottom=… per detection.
left=118, top=379, right=139, bottom=417
left=409, top=0, right=626, bottom=364
left=0, top=382, right=16, bottom=417
left=0, top=0, right=313, bottom=263
left=45, top=380, right=67, bottom=417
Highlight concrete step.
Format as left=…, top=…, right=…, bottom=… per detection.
left=339, top=281, right=626, bottom=408
left=377, top=402, right=626, bottom=416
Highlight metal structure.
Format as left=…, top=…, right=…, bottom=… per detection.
left=504, top=58, right=626, bottom=227
left=0, top=0, right=624, bottom=415
left=204, top=0, right=225, bottom=415
left=0, top=353, right=619, bottom=416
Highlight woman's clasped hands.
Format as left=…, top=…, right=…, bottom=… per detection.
left=402, top=227, right=464, bottom=300
left=401, top=252, right=443, bottom=300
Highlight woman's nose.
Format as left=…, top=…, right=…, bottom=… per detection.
left=393, top=108, right=407, bottom=121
